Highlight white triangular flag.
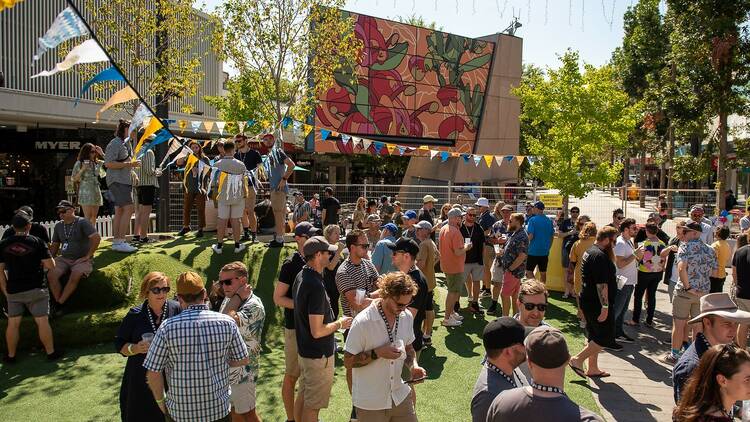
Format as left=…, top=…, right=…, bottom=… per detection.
left=216, top=121, right=226, bottom=136
left=31, top=39, right=108, bottom=78
left=190, top=121, right=202, bottom=133
left=430, top=150, right=439, bottom=160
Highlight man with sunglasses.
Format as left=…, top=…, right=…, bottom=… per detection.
left=461, top=206, right=487, bottom=315
left=525, top=201, right=554, bottom=284
left=611, top=218, right=643, bottom=349
left=498, top=213, right=529, bottom=317
left=343, top=271, right=426, bottom=422
left=234, top=134, right=263, bottom=242
left=606, top=209, right=624, bottom=231
left=390, top=238, right=430, bottom=356
left=218, top=261, right=265, bottom=422
left=689, top=205, right=714, bottom=244
left=47, top=200, right=101, bottom=315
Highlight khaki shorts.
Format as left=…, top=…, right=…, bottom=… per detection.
left=283, top=328, right=301, bottom=378
left=357, top=397, right=417, bottom=422
left=230, top=379, right=256, bottom=413
left=490, top=260, right=504, bottom=284
left=244, top=188, right=257, bottom=210
left=483, top=245, right=495, bottom=276
left=7, top=288, right=50, bottom=317
left=270, top=191, right=286, bottom=213
left=672, top=290, right=701, bottom=320
left=463, top=263, right=484, bottom=282
left=298, top=355, right=335, bottom=410
left=737, top=297, right=750, bottom=312
left=50, top=257, right=93, bottom=278
left=218, top=198, right=245, bottom=220
left=444, top=273, right=467, bottom=295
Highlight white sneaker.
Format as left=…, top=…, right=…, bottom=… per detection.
left=450, top=313, right=464, bottom=321
left=112, top=242, right=137, bottom=253
left=234, top=243, right=247, bottom=254
left=442, top=318, right=462, bottom=327
left=211, top=244, right=223, bottom=254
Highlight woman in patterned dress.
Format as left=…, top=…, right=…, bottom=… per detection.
left=71, top=143, right=105, bottom=225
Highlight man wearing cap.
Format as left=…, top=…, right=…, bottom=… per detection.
left=415, top=221, right=439, bottom=346
left=343, top=271, right=426, bottom=422
left=273, top=222, right=319, bottom=422
left=401, top=210, right=419, bottom=241
left=144, top=271, right=250, bottom=422
left=487, top=327, right=601, bottom=421
left=0, top=212, right=61, bottom=363
left=1, top=206, right=50, bottom=244
left=487, top=204, right=515, bottom=315
left=672, top=293, right=750, bottom=403
left=379, top=196, right=395, bottom=224
left=525, top=201, right=554, bottom=284
left=263, top=134, right=295, bottom=248
left=461, top=206, right=487, bottom=315
left=292, top=191, right=313, bottom=225
left=471, top=317, right=529, bottom=422
left=320, top=187, right=341, bottom=228
left=211, top=140, right=249, bottom=255
left=47, top=200, right=101, bottom=313
left=391, top=238, right=430, bottom=356
left=670, top=221, right=718, bottom=369
left=419, top=195, right=437, bottom=227
left=372, top=223, right=399, bottom=274
left=690, top=205, right=714, bottom=244
left=234, top=133, right=263, bottom=242
left=366, top=214, right=383, bottom=252
left=293, top=236, right=353, bottom=422
left=476, top=198, right=497, bottom=299
left=439, top=207, right=471, bottom=327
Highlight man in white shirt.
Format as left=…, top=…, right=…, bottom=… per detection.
left=343, top=272, right=428, bottom=421
left=611, top=218, right=643, bottom=350
left=690, top=205, right=714, bottom=244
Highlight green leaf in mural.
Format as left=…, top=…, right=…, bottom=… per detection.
left=334, top=70, right=357, bottom=96
left=459, top=54, right=492, bottom=72
left=370, top=42, right=408, bottom=71
left=355, top=85, right=370, bottom=119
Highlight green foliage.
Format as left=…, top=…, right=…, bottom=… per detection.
left=393, top=14, right=443, bottom=31
left=513, top=51, right=636, bottom=199
left=672, top=154, right=712, bottom=182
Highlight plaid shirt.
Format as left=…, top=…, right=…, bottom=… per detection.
left=143, top=304, right=249, bottom=422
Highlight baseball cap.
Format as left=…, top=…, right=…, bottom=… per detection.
left=14, top=205, right=34, bottom=219
left=533, top=201, right=545, bottom=210
left=447, top=208, right=463, bottom=219
left=475, top=197, right=489, bottom=208
left=415, top=220, right=433, bottom=231
left=685, top=221, right=703, bottom=232
left=366, top=214, right=382, bottom=223
left=387, top=237, right=420, bottom=257
left=404, top=210, right=418, bottom=220
left=393, top=200, right=402, bottom=207
left=177, top=271, right=205, bottom=295
left=292, top=191, right=303, bottom=197
left=380, top=195, right=389, bottom=202
left=423, top=194, right=437, bottom=203
left=261, top=133, right=275, bottom=142
left=294, top=222, right=320, bottom=238
left=501, top=204, right=514, bottom=211
left=11, top=212, right=32, bottom=229
left=380, top=223, right=398, bottom=236
left=483, top=317, right=527, bottom=352
left=56, top=200, right=75, bottom=211
left=690, top=205, right=704, bottom=214
left=302, top=236, right=338, bottom=256
left=524, top=326, right=570, bottom=369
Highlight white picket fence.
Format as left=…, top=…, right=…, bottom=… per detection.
left=0, top=214, right=156, bottom=239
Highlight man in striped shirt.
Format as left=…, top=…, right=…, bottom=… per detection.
left=133, top=141, right=158, bottom=244
left=292, top=191, right=313, bottom=225
left=144, top=272, right=249, bottom=422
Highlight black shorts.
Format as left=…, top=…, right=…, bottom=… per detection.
left=136, top=186, right=156, bottom=206
left=584, top=308, right=615, bottom=347
left=425, top=290, right=434, bottom=311
left=526, top=255, right=549, bottom=272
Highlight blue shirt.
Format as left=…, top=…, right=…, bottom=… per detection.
left=267, top=147, right=289, bottom=192
left=673, top=332, right=710, bottom=403
left=526, top=214, right=554, bottom=256
left=371, top=235, right=396, bottom=274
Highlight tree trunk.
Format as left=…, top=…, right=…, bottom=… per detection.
left=659, top=144, right=666, bottom=190
left=155, top=3, right=170, bottom=233
left=623, top=153, right=630, bottom=200
left=667, top=123, right=675, bottom=219
left=639, top=148, right=646, bottom=208
left=562, top=194, right=569, bottom=218
left=717, top=112, right=728, bottom=213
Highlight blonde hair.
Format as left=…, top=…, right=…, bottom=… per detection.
left=377, top=271, right=418, bottom=300
left=220, top=261, right=248, bottom=279
left=356, top=197, right=366, bottom=211
left=138, top=271, right=170, bottom=300
left=519, top=279, right=549, bottom=302
left=323, top=224, right=341, bottom=241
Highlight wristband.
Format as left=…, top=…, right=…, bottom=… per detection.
left=336, top=320, right=342, bottom=330
left=371, top=349, right=378, bottom=360
left=155, top=397, right=165, bottom=404
left=602, top=305, right=609, bottom=309
left=127, top=344, right=134, bottom=355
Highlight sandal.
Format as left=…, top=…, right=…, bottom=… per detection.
left=568, top=362, right=587, bottom=379
left=625, top=320, right=639, bottom=327
left=587, top=371, right=611, bottom=378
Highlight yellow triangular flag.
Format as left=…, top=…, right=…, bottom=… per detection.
left=204, top=121, right=215, bottom=133
left=97, top=86, right=138, bottom=120
left=303, top=124, right=313, bottom=136
left=516, top=156, right=525, bottom=165
left=418, top=145, right=429, bottom=151
left=134, top=117, right=164, bottom=160
left=178, top=120, right=187, bottom=132
left=450, top=152, right=460, bottom=158
left=386, top=144, right=396, bottom=155
left=184, top=153, right=199, bottom=174
left=484, top=155, right=493, bottom=167
left=217, top=171, right=228, bottom=194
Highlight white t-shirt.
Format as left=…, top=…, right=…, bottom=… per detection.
left=614, top=235, right=638, bottom=286
left=344, top=302, right=415, bottom=411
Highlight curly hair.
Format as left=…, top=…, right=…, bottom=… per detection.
left=376, top=271, right=418, bottom=300
left=138, top=271, right=170, bottom=300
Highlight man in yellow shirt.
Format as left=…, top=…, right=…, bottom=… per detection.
left=710, top=227, right=732, bottom=293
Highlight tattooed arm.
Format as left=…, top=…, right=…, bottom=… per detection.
left=596, top=283, right=609, bottom=308
left=405, top=343, right=427, bottom=382
left=344, top=343, right=402, bottom=369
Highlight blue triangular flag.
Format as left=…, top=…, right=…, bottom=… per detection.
left=247, top=119, right=256, bottom=128
left=397, top=146, right=406, bottom=155
left=282, top=117, right=292, bottom=128
left=137, top=129, right=173, bottom=159
left=440, top=151, right=449, bottom=162
left=75, top=67, right=124, bottom=107
left=505, top=155, right=514, bottom=162
left=321, top=129, right=331, bottom=140
left=373, top=141, right=384, bottom=155
left=473, top=155, right=482, bottom=166
left=462, top=154, right=470, bottom=163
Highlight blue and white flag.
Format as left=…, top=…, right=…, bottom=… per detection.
left=75, top=66, right=123, bottom=106
left=34, top=7, right=88, bottom=61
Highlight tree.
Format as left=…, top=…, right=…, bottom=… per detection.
left=512, top=50, right=637, bottom=209
left=667, top=0, right=750, bottom=210
left=394, top=14, right=443, bottom=31
left=215, top=0, right=362, bottom=131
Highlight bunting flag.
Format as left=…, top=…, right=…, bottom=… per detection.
left=302, top=124, right=313, bottom=137
left=204, top=121, right=215, bottom=133
left=189, top=120, right=201, bottom=133
left=178, top=120, right=187, bottom=132
left=473, top=155, right=482, bottom=166
left=281, top=117, right=292, bottom=128
left=440, top=151, right=449, bottom=162
left=97, top=86, right=137, bottom=119
left=362, top=139, right=372, bottom=150
left=430, top=150, right=439, bottom=160
left=504, top=155, right=514, bottom=162
left=216, top=172, right=228, bottom=194
left=321, top=129, right=331, bottom=140
left=136, top=129, right=172, bottom=159
left=75, top=66, right=123, bottom=106
left=373, top=142, right=384, bottom=155
left=247, top=119, right=256, bottom=129
left=419, top=145, right=429, bottom=151
left=461, top=154, right=470, bottom=163
left=134, top=117, right=164, bottom=158
left=495, top=156, right=504, bottom=167
left=159, top=138, right=190, bottom=169
left=341, top=134, right=351, bottom=145
left=484, top=155, right=493, bottom=167
left=128, top=103, right=151, bottom=136
left=386, top=144, right=396, bottom=155
left=397, top=146, right=406, bottom=156
left=31, top=39, right=108, bottom=78
left=33, top=6, right=88, bottom=61
left=184, top=153, right=199, bottom=176
left=516, top=156, right=525, bottom=165
left=237, top=121, right=246, bottom=133
left=216, top=121, right=225, bottom=135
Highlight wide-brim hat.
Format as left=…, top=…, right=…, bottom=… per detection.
left=688, top=293, right=750, bottom=324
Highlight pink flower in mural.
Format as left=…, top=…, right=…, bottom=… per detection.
left=437, top=85, right=459, bottom=106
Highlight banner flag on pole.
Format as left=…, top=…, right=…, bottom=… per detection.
left=75, top=66, right=123, bottom=106
left=128, top=103, right=151, bottom=136
left=96, top=86, right=137, bottom=119
left=134, top=117, right=164, bottom=158
left=34, top=6, right=88, bottom=61
left=136, top=129, right=172, bottom=159
left=31, top=39, right=108, bottom=78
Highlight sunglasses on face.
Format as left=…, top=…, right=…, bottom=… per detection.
left=522, top=302, right=547, bottom=312
left=219, top=277, right=238, bottom=286
left=571, top=210, right=580, bottom=214
left=395, top=300, right=411, bottom=309
left=466, top=213, right=477, bottom=217
left=615, top=216, right=624, bottom=220
left=149, top=286, right=171, bottom=294
left=356, top=243, right=370, bottom=248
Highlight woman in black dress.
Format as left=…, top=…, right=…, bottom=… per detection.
left=323, top=224, right=344, bottom=319
left=115, top=272, right=181, bottom=422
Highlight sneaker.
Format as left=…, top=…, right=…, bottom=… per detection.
left=2, top=354, right=17, bottom=364
left=234, top=243, right=247, bottom=254
left=487, top=303, right=499, bottom=316
left=241, top=231, right=251, bottom=241
left=211, top=244, right=223, bottom=255
left=423, top=336, right=432, bottom=347
left=251, top=232, right=257, bottom=242
left=660, top=353, right=678, bottom=365
left=604, top=342, right=624, bottom=352
left=267, top=240, right=284, bottom=248
left=450, top=313, right=464, bottom=322
left=195, top=230, right=203, bottom=238
left=177, top=227, right=190, bottom=236
left=441, top=318, right=462, bottom=327
left=468, top=302, right=483, bottom=315
left=46, top=350, right=64, bottom=361
left=112, top=242, right=137, bottom=253
left=616, top=334, right=635, bottom=344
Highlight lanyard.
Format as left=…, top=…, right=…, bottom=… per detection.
left=486, top=361, right=517, bottom=388
left=62, top=219, right=76, bottom=242
left=377, top=301, right=399, bottom=344
left=145, top=301, right=168, bottom=333
left=531, top=381, right=565, bottom=396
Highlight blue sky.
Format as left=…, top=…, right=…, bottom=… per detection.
left=202, top=0, right=632, bottom=70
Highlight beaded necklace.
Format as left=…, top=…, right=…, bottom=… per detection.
left=145, top=301, right=168, bottom=333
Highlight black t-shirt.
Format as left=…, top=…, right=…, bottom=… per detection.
left=634, top=228, right=670, bottom=245
left=323, top=261, right=341, bottom=320
left=234, top=149, right=263, bottom=172
left=408, top=267, right=430, bottom=351
left=320, top=196, right=341, bottom=226
left=418, top=208, right=434, bottom=225
left=460, top=223, right=486, bottom=265
left=278, top=251, right=306, bottom=329
left=2, top=223, right=50, bottom=244
left=293, top=266, right=336, bottom=358
left=579, top=245, right=617, bottom=313
left=734, top=245, right=750, bottom=300
left=0, top=234, right=52, bottom=294
left=255, top=199, right=275, bottom=230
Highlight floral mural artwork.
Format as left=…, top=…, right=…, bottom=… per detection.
left=315, top=11, right=494, bottom=148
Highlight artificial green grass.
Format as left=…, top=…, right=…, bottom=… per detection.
left=0, top=237, right=599, bottom=420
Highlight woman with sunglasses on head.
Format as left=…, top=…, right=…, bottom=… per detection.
left=71, top=142, right=105, bottom=226
left=674, top=344, right=750, bottom=422
left=115, top=272, right=181, bottom=422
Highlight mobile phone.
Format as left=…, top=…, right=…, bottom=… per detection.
left=405, top=376, right=427, bottom=384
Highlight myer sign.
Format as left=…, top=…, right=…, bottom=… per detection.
left=34, top=141, right=81, bottom=150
